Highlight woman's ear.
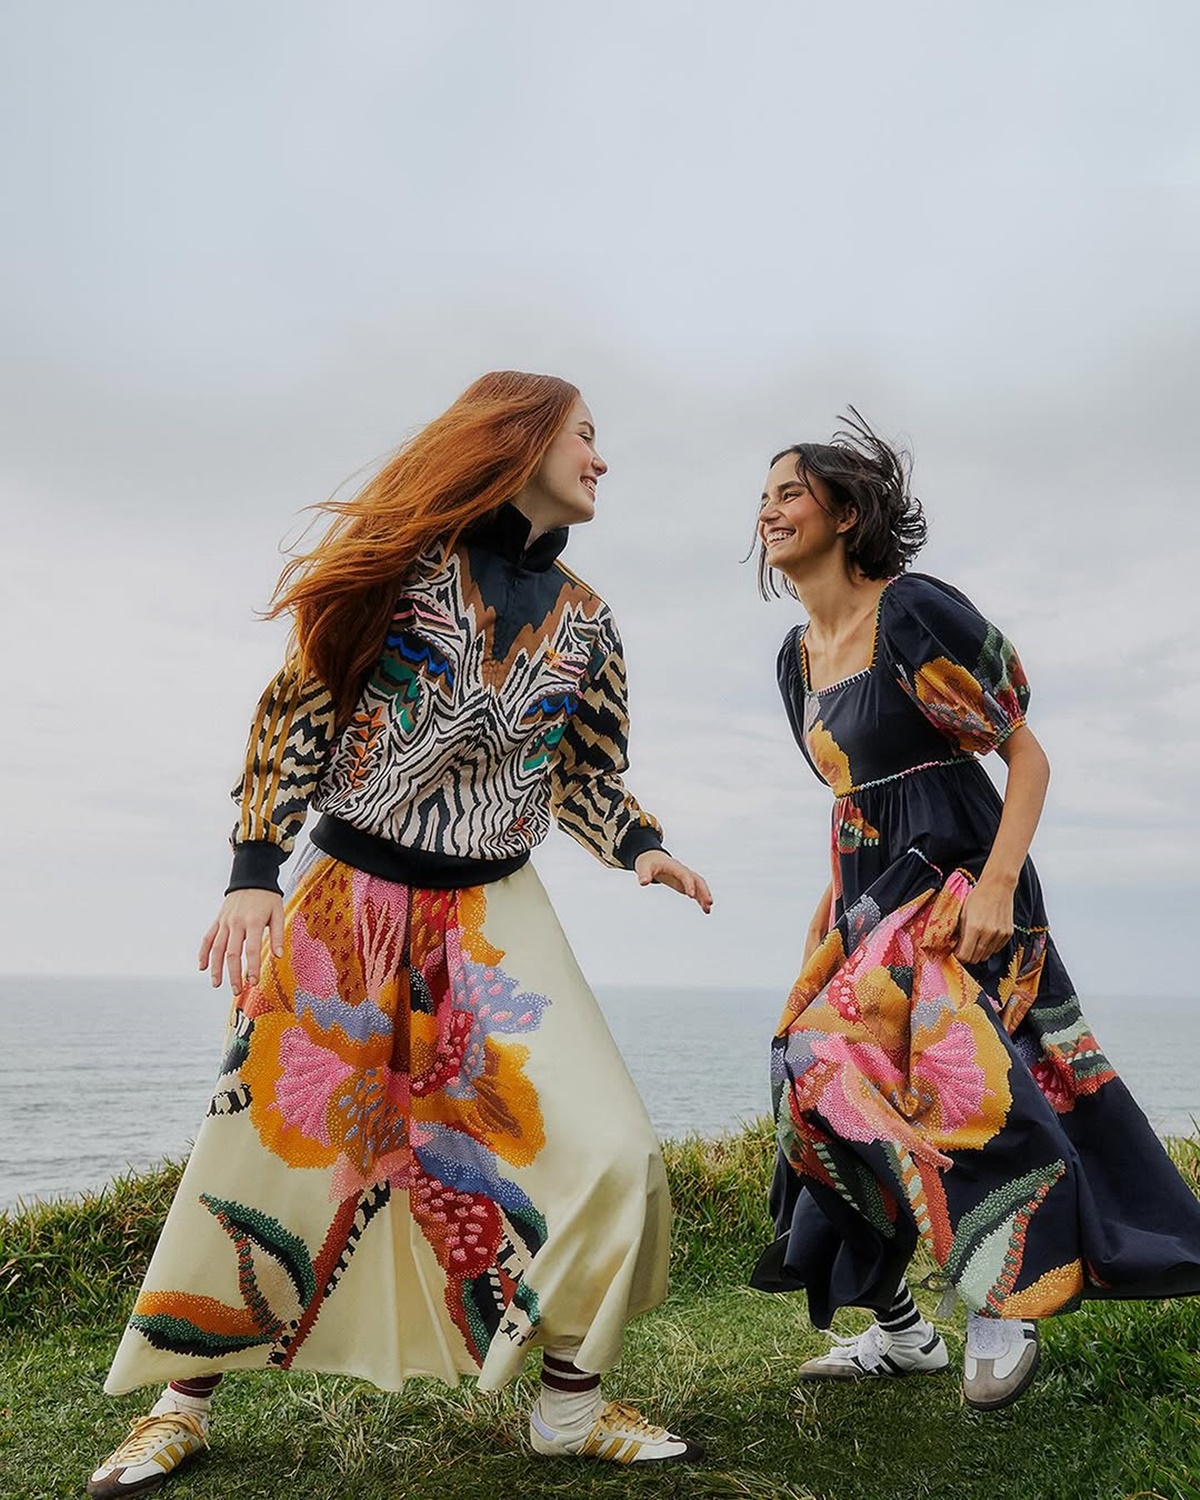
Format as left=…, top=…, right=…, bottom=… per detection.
left=835, top=506, right=859, bottom=535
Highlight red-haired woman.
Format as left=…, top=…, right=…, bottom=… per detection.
left=87, top=372, right=711, bottom=1496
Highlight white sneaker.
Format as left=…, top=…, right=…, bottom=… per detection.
left=962, top=1314, right=1039, bottom=1410
left=529, top=1398, right=703, bottom=1463
left=86, top=1410, right=209, bottom=1497
left=798, top=1321, right=950, bottom=1380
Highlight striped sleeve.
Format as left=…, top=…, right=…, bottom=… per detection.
left=548, top=615, right=664, bottom=870
left=227, top=665, right=338, bottom=893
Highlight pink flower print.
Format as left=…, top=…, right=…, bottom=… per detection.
left=409, top=1166, right=503, bottom=1280
left=289, top=915, right=340, bottom=1003
left=913, top=1020, right=987, bottom=1131
left=330, top=1145, right=414, bottom=1205
left=271, top=1026, right=355, bottom=1145
left=825, top=970, right=862, bottom=1024
left=355, top=885, right=408, bottom=1005
left=412, top=1008, right=475, bottom=1098
left=1031, top=1053, right=1076, bottom=1113
left=807, top=1033, right=902, bottom=1140
left=802, top=1034, right=952, bottom=1169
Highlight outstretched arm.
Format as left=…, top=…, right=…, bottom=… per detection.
left=549, top=622, right=711, bottom=912
left=955, top=724, right=1050, bottom=964
left=634, top=848, right=713, bottom=914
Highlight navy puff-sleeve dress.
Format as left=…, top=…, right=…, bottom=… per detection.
left=753, top=574, right=1200, bottom=1329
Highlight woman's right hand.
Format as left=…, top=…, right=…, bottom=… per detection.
left=200, top=889, right=285, bottom=992
left=802, top=880, right=835, bottom=965
left=802, top=920, right=826, bottom=966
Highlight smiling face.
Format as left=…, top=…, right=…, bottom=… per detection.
left=758, top=454, right=851, bottom=575
left=514, top=396, right=607, bottom=533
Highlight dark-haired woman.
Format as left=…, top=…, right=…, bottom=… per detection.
left=87, top=373, right=711, bottom=1497
left=750, top=414, right=1200, bottom=1410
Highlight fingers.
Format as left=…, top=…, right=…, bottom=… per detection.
left=202, top=892, right=287, bottom=992
left=225, top=922, right=245, bottom=995
left=269, top=902, right=285, bottom=959
left=244, top=919, right=268, bottom=987
left=639, top=859, right=714, bottom=914
left=199, top=919, right=219, bottom=972
left=955, top=926, right=1011, bottom=965
left=207, top=920, right=229, bottom=989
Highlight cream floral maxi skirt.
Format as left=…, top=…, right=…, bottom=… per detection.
left=105, top=848, right=669, bottom=1394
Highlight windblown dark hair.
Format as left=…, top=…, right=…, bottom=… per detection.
left=757, top=407, right=927, bottom=599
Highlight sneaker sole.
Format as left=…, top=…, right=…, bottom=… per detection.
left=86, top=1449, right=204, bottom=1500
left=530, top=1432, right=704, bottom=1463
left=798, top=1344, right=950, bottom=1382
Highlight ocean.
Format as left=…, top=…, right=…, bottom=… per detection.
left=1, top=976, right=1196, bottom=1213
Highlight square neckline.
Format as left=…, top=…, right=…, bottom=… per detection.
left=798, top=576, right=898, bottom=696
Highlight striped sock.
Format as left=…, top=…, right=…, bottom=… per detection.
left=154, top=1375, right=222, bottom=1418
left=875, top=1284, right=923, bottom=1336
left=538, top=1347, right=603, bottom=1435
left=870, top=1278, right=936, bottom=1350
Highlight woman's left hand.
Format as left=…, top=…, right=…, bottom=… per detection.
left=634, top=850, right=714, bottom=914
left=955, top=876, right=1015, bottom=964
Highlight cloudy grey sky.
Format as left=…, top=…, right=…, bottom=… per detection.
left=2, top=1, right=1197, bottom=998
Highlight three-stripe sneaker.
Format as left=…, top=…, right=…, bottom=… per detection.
left=86, top=1409, right=208, bottom=1496
left=797, top=1321, right=950, bottom=1380
left=529, top=1398, right=703, bottom=1463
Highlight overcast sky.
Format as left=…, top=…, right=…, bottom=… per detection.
left=2, top=1, right=1197, bottom=1000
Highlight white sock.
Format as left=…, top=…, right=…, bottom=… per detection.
left=537, top=1341, right=603, bottom=1434
left=152, top=1388, right=213, bottom=1426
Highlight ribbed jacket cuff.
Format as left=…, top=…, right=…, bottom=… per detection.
left=226, top=840, right=288, bottom=896
left=616, top=824, right=666, bottom=871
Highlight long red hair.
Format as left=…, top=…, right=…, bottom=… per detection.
left=268, top=370, right=580, bottom=725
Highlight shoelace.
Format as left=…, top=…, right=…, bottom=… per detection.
left=110, top=1412, right=203, bottom=1464
left=827, top=1323, right=887, bottom=1371
left=966, top=1316, right=1030, bottom=1359
left=599, top=1401, right=669, bottom=1441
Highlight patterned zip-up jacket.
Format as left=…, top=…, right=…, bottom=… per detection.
left=227, top=504, right=665, bottom=893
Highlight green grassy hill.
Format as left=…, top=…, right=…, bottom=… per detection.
left=2, top=1124, right=1198, bottom=1500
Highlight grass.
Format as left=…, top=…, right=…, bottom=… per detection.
left=2, top=1124, right=1199, bottom=1500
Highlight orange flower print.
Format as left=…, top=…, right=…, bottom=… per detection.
left=158, top=859, right=556, bottom=1370
left=914, top=658, right=998, bottom=754
left=806, top=720, right=853, bottom=796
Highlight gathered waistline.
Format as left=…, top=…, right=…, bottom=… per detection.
left=836, top=756, right=974, bottom=799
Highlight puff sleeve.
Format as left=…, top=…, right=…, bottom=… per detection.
left=879, top=574, right=1030, bottom=756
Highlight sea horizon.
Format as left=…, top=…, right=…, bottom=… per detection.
left=2, top=975, right=1196, bottom=1214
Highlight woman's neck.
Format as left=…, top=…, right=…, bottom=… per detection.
left=784, top=556, right=880, bottom=640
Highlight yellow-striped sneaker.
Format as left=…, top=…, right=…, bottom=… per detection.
left=86, top=1408, right=208, bottom=1496
left=529, top=1398, right=703, bottom=1463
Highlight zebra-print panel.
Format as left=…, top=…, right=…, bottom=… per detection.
left=231, top=667, right=338, bottom=855
left=231, top=543, right=662, bottom=872
left=548, top=625, right=662, bottom=869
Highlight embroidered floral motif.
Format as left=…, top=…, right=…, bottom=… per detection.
left=805, top=721, right=853, bottom=797
left=835, top=799, right=881, bottom=854
left=131, top=859, right=551, bottom=1368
